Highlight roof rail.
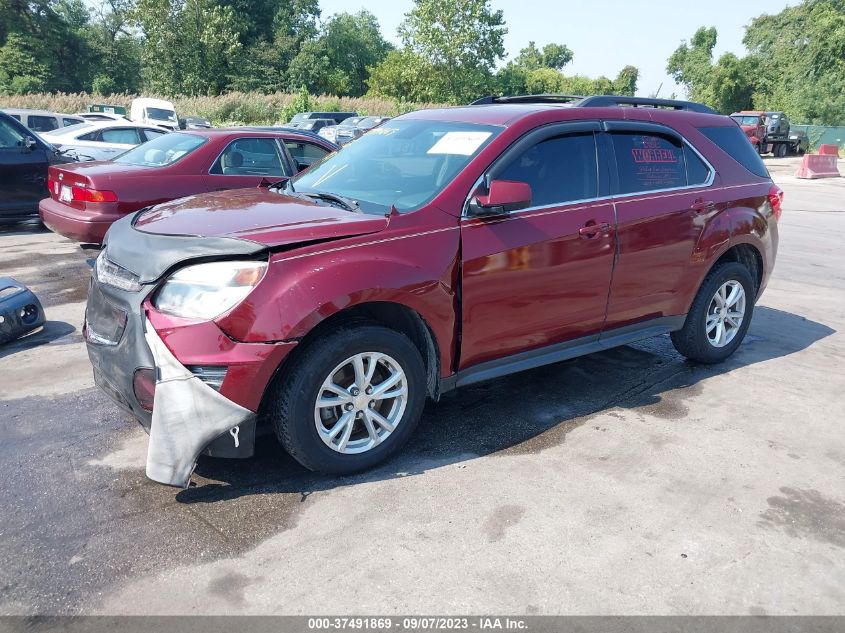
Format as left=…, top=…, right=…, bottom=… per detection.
left=470, top=94, right=716, bottom=114
left=577, top=95, right=716, bottom=114
left=471, top=94, right=584, bottom=105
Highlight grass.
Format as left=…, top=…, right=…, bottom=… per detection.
left=0, top=92, right=449, bottom=125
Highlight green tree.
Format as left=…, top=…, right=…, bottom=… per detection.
left=613, top=65, right=639, bottom=96
left=320, top=11, right=393, bottom=96
left=0, top=33, right=49, bottom=94
left=396, top=0, right=507, bottom=103
left=135, top=0, right=241, bottom=95
left=496, top=40, right=573, bottom=94
left=667, top=26, right=755, bottom=113
left=743, top=0, right=845, bottom=124
left=366, top=48, right=438, bottom=102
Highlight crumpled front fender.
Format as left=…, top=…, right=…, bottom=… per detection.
left=143, top=318, right=254, bottom=488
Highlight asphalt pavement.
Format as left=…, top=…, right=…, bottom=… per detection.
left=0, top=157, right=843, bottom=615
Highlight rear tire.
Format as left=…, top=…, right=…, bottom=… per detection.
left=267, top=323, right=426, bottom=474
left=671, top=262, right=755, bottom=364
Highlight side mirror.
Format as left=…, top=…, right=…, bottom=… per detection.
left=468, top=179, right=532, bottom=217
left=22, top=136, right=38, bottom=152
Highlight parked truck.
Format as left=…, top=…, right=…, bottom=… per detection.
left=730, top=110, right=808, bottom=157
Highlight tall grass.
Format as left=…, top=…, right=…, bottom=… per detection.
left=0, top=92, right=448, bottom=125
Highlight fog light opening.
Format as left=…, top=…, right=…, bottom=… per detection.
left=133, top=368, right=156, bottom=411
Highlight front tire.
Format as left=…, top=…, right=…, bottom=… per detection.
left=268, top=324, right=426, bottom=474
left=671, top=262, right=755, bottom=364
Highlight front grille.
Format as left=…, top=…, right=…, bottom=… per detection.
left=187, top=365, right=228, bottom=391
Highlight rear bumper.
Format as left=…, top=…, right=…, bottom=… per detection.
left=85, top=275, right=297, bottom=487
left=39, top=197, right=121, bottom=244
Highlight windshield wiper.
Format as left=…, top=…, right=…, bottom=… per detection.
left=302, top=191, right=359, bottom=212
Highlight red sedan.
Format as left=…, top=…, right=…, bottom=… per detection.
left=39, top=128, right=338, bottom=244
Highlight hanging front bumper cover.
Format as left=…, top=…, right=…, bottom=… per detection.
left=143, top=318, right=255, bottom=488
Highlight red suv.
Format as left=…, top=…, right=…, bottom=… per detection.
left=84, top=96, right=781, bottom=487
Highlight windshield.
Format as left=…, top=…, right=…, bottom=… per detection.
left=358, top=116, right=383, bottom=129
left=339, top=117, right=365, bottom=129
left=290, top=113, right=309, bottom=124
left=146, top=107, right=176, bottom=122
left=114, top=132, right=205, bottom=166
left=731, top=115, right=761, bottom=126
left=289, top=119, right=501, bottom=214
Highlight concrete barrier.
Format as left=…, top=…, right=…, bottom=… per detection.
left=818, top=144, right=840, bottom=156
left=796, top=153, right=841, bottom=179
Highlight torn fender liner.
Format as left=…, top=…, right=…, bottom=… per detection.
left=144, top=318, right=255, bottom=488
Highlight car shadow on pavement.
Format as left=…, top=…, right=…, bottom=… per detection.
left=0, top=219, right=49, bottom=236
left=0, top=320, right=78, bottom=360
left=176, top=305, right=834, bottom=504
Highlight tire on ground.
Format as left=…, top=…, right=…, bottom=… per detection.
left=671, top=261, right=755, bottom=364
left=267, top=323, right=427, bottom=474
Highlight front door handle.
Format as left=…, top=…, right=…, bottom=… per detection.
left=579, top=221, right=612, bottom=238
left=692, top=198, right=716, bottom=213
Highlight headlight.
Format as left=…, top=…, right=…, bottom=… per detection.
left=153, top=261, right=267, bottom=319
left=96, top=249, right=142, bottom=292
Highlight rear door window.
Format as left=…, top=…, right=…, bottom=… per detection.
left=611, top=133, right=692, bottom=194
left=496, top=132, right=599, bottom=206
left=101, top=128, right=141, bottom=145
left=211, top=137, right=288, bottom=176
left=143, top=128, right=168, bottom=142
left=698, top=125, right=769, bottom=178
left=28, top=115, right=59, bottom=132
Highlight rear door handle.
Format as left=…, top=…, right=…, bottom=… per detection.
left=579, top=221, right=612, bottom=238
left=692, top=199, right=716, bottom=213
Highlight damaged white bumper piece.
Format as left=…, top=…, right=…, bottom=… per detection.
left=143, top=318, right=255, bottom=488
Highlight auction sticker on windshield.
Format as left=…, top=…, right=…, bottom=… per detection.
left=427, top=131, right=492, bottom=155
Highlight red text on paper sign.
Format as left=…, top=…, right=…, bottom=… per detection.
left=631, top=148, right=678, bottom=163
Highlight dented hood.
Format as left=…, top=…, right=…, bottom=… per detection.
left=103, top=188, right=389, bottom=284
left=132, top=188, right=389, bottom=246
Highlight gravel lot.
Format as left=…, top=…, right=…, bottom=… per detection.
left=1, top=156, right=843, bottom=615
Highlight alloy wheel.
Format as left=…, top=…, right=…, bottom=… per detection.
left=314, top=352, right=408, bottom=454
left=705, top=280, right=746, bottom=348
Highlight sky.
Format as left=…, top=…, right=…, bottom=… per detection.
left=318, top=0, right=797, bottom=98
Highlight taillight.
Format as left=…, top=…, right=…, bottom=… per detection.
left=768, top=184, right=784, bottom=220
left=71, top=186, right=118, bottom=203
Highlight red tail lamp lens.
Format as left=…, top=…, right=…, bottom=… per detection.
left=133, top=368, right=156, bottom=411
left=768, top=185, right=784, bottom=220
left=72, top=186, right=118, bottom=203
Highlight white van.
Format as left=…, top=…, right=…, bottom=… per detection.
left=130, top=98, right=179, bottom=131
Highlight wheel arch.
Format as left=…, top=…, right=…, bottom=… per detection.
left=261, top=300, right=444, bottom=414
left=711, top=243, right=764, bottom=294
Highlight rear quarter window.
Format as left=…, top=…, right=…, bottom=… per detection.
left=698, top=125, right=769, bottom=179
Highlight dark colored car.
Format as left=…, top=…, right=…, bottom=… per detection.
left=84, top=95, right=781, bottom=487
left=289, top=111, right=357, bottom=125
left=40, top=128, right=338, bottom=244
left=290, top=118, right=336, bottom=134
left=0, top=111, right=72, bottom=222
left=765, top=112, right=790, bottom=137
left=335, top=116, right=392, bottom=145
left=179, top=116, right=212, bottom=130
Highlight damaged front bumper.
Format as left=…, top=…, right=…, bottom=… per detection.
left=84, top=228, right=297, bottom=488
left=142, top=318, right=255, bottom=487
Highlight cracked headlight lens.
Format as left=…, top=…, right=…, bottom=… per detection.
left=153, top=260, right=267, bottom=319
